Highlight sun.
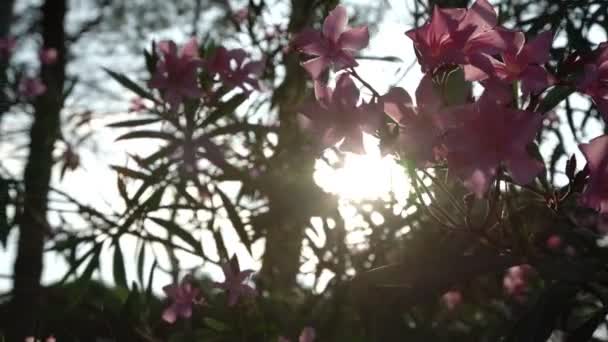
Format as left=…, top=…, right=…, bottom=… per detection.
left=313, top=134, right=409, bottom=201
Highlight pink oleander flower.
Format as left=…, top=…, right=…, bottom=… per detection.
left=297, top=73, right=382, bottom=154
left=577, top=43, right=608, bottom=118
left=293, top=5, right=369, bottom=79
left=39, top=47, right=58, bottom=65
left=162, top=274, right=204, bottom=324
left=381, top=74, right=448, bottom=165
left=503, top=264, right=534, bottom=301
left=214, top=257, right=257, bottom=307
left=442, top=290, right=463, bottom=310
left=406, top=0, right=517, bottom=77
left=278, top=327, right=316, bottom=342
left=128, top=97, right=147, bottom=112
left=546, top=234, right=562, bottom=250
left=205, top=47, right=263, bottom=92
left=19, top=77, right=47, bottom=98
left=444, top=94, right=544, bottom=197
left=579, top=134, right=608, bottom=213
left=470, top=31, right=555, bottom=94
left=149, top=38, right=203, bottom=110
left=0, top=36, right=15, bottom=60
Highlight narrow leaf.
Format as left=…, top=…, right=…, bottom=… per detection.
left=216, top=187, right=252, bottom=255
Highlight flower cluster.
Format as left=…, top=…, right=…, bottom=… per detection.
left=161, top=256, right=256, bottom=324
left=146, top=38, right=263, bottom=111
left=293, top=1, right=608, bottom=208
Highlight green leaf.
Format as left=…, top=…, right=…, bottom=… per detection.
left=104, top=68, right=155, bottom=101
left=136, top=240, right=146, bottom=287
left=144, top=41, right=158, bottom=76
left=112, top=238, right=128, bottom=288
left=203, top=317, right=231, bottom=332
left=442, top=67, right=471, bottom=106
left=107, top=118, right=162, bottom=128
left=111, top=165, right=150, bottom=180
left=79, top=244, right=102, bottom=283
left=115, top=130, right=177, bottom=142
left=146, top=259, right=158, bottom=300
left=216, top=187, right=252, bottom=255
left=538, top=85, right=574, bottom=113
left=202, top=93, right=247, bottom=127
left=148, top=216, right=203, bottom=255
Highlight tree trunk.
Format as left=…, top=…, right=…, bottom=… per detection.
left=7, top=0, right=67, bottom=339
left=259, top=0, right=337, bottom=297
left=0, top=0, right=15, bottom=115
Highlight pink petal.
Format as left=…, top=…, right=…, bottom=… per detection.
left=299, top=327, right=316, bottom=342
left=465, top=28, right=513, bottom=56
left=178, top=303, right=193, bottom=318
left=506, top=151, right=544, bottom=185
left=520, top=65, right=553, bottom=95
left=163, top=284, right=179, bottom=298
left=323, top=5, right=349, bottom=42
left=381, top=87, right=414, bottom=124
left=162, top=306, right=178, bottom=324
left=158, top=40, right=177, bottom=57
left=510, top=31, right=526, bottom=54
left=181, top=38, right=199, bottom=58
left=334, top=73, right=360, bottom=108
left=463, top=62, right=489, bottom=81
left=579, top=135, right=608, bottom=173
left=314, top=80, right=333, bottom=103
left=302, top=56, right=330, bottom=79
left=468, top=53, right=508, bottom=80
left=294, top=29, right=327, bottom=56
left=332, top=51, right=358, bottom=70
left=465, top=168, right=494, bottom=198
left=521, top=31, right=553, bottom=65
left=339, top=26, right=370, bottom=51
left=415, top=74, right=441, bottom=112
left=458, top=0, right=497, bottom=35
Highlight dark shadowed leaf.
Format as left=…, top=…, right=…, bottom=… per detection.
left=148, top=216, right=203, bottom=255
left=115, top=130, right=177, bottom=142
left=112, top=238, right=128, bottom=288
left=216, top=187, right=252, bottom=255
left=202, top=93, right=248, bottom=127
left=104, top=68, right=155, bottom=101
left=107, top=118, right=162, bottom=128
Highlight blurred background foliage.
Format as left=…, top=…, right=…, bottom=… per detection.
left=0, top=0, right=608, bottom=341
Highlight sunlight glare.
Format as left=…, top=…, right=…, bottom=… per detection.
left=313, top=134, right=409, bottom=201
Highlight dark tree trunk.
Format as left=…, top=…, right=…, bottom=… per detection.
left=259, top=0, right=337, bottom=297
left=0, top=0, right=15, bottom=115
left=7, top=0, right=67, bottom=339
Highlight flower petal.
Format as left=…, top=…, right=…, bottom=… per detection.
left=323, top=5, right=349, bottom=42
left=381, top=87, right=414, bottom=124
left=339, top=26, right=370, bottom=51
left=520, top=65, right=553, bottom=95
left=580, top=135, right=608, bottom=173
left=521, top=31, right=553, bottom=65
left=458, top=0, right=497, bottom=35
left=162, top=306, right=178, bottom=324
left=302, top=56, right=330, bottom=79
left=506, top=151, right=544, bottom=185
